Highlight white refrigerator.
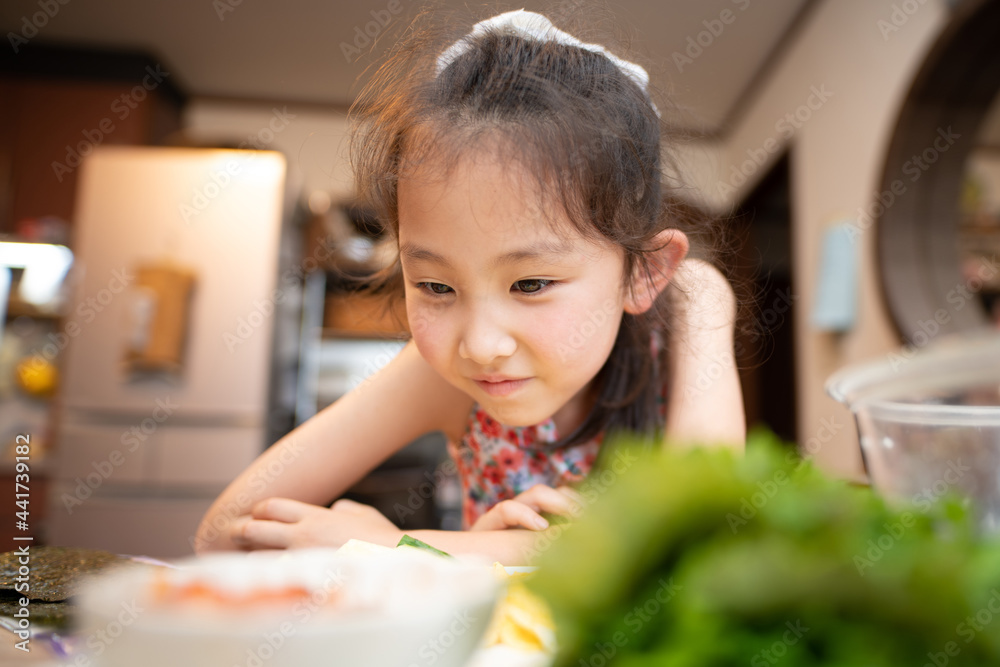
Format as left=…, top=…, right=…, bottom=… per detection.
left=49, top=146, right=302, bottom=558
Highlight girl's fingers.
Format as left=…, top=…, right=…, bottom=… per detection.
left=232, top=518, right=293, bottom=550
left=517, top=484, right=582, bottom=517
left=555, top=485, right=585, bottom=506
left=228, top=515, right=252, bottom=546
left=474, top=500, right=549, bottom=532
left=251, top=497, right=312, bottom=523
left=502, top=501, right=550, bottom=530
left=331, top=498, right=365, bottom=513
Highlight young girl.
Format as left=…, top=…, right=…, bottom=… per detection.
left=196, top=8, right=745, bottom=564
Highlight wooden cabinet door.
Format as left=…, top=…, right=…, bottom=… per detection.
left=9, top=79, right=153, bottom=227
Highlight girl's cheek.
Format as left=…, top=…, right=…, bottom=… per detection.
left=407, top=303, right=430, bottom=337
left=407, top=303, right=450, bottom=364
left=536, top=300, right=620, bottom=364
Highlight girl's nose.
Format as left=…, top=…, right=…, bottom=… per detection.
left=458, top=311, right=517, bottom=364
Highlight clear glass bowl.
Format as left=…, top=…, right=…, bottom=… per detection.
left=826, top=330, right=1000, bottom=531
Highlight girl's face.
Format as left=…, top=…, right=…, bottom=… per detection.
left=398, top=149, right=628, bottom=434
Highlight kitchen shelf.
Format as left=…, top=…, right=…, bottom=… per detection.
left=320, top=327, right=408, bottom=341
left=3, top=295, right=64, bottom=320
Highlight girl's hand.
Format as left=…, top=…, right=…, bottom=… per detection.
left=230, top=498, right=403, bottom=550
left=470, top=484, right=584, bottom=532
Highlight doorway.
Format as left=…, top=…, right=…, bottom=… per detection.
left=730, top=153, right=798, bottom=443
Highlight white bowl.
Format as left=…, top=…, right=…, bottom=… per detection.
left=75, top=547, right=499, bottom=667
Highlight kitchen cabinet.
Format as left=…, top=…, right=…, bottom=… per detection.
left=0, top=45, right=187, bottom=550
left=0, top=43, right=185, bottom=232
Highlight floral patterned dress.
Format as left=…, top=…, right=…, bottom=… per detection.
left=449, top=344, right=670, bottom=529
left=448, top=408, right=604, bottom=529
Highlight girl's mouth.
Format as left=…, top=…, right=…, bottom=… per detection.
left=473, top=377, right=531, bottom=397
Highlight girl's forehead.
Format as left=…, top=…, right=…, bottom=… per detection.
left=400, top=124, right=566, bottom=197
left=400, top=128, right=526, bottom=180
left=400, top=141, right=575, bottom=221
left=397, top=172, right=621, bottom=270
left=399, top=156, right=573, bottom=236
left=397, top=128, right=610, bottom=249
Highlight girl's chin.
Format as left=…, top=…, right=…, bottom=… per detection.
left=475, top=381, right=592, bottom=431
left=477, top=401, right=556, bottom=428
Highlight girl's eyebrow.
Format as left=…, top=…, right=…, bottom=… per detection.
left=399, top=243, right=452, bottom=268
left=400, top=240, right=572, bottom=270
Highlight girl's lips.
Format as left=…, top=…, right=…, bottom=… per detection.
left=473, top=377, right=531, bottom=397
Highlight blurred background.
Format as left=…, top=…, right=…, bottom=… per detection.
left=0, top=0, right=998, bottom=557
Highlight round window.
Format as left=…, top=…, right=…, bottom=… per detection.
left=877, top=0, right=1000, bottom=344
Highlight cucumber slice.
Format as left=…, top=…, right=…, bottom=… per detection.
left=396, top=534, right=452, bottom=558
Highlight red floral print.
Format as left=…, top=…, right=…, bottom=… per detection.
left=479, top=413, right=503, bottom=438
left=527, top=453, right=547, bottom=475
left=482, top=463, right=504, bottom=485
left=496, top=448, right=524, bottom=472
left=452, top=337, right=670, bottom=529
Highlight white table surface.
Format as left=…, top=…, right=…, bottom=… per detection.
left=0, top=633, right=554, bottom=666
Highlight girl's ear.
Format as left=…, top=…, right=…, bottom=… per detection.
left=624, top=230, right=689, bottom=314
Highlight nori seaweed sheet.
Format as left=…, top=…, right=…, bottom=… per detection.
left=0, top=546, right=130, bottom=602
left=0, top=589, right=72, bottom=631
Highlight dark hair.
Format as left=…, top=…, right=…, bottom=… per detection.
left=350, top=4, right=721, bottom=448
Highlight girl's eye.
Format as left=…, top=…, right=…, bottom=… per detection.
left=512, top=279, right=552, bottom=294
left=417, top=282, right=453, bottom=295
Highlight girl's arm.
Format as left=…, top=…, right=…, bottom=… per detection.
left=194, top=341, right=474, bottom=552
left=664, top=258, right=746, bottom=449
left=231, top=496, right=547, bottom=564
left=399, top=527, right=543, bottom=565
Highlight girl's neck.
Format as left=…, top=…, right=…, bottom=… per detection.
left=550, top=381, right=597, bottom=436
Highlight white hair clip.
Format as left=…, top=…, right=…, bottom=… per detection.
left=436, top=9, right=660, bottom=117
